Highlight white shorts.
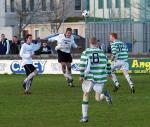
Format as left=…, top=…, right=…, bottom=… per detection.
left=111, top=60, right=129, bottom=71
left=82, top=80, right=104, bottom=94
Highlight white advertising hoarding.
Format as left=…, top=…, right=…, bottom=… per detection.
left=0, top=59, right=80, bottom=74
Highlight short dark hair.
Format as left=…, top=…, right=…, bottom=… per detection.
left=111, top=33, right=118, bottom=39
left=26, top=34, right=32, bottom=39
left=89, top=37, right=97, bottom=44
left=1, top=34, right=5, bottom=36
left=13, top=36, right=17, bottom=38
left=66, top=28, right=72, bottom=32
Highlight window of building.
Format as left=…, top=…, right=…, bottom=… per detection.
left=22, top=0, right=26, bottom=11
left=75, top=0, right=81, bottom=10
left=73, top=29, right=78, bottom=35
left=98, top=0, right=104, bottom=9
left=107, top=0, right=112, bottom=8
left=30, top=0, right=34, bottom=11
left=115, top=0, right=120, bottom=8
left=5, top=0, right=7, bottom=12
left=124, top=0, right=130, bottom=8
left=50, top=0, right=53, bottom=11
left=10, top=0, right=15, bottom=12
left=35, top=30, right=40, bottom=39
left=148, top=0, right=150, bottom=7
left=86, top=0, right=90, bottom=10
left=42, top=0, right=46, bottom=11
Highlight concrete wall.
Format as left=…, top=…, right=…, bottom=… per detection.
left=89, top=0, right=145, bottom=21
left=0, top=27, right=17, bottom=40
left=0, top=0, right=6, bottom=27
left=25, top=22, right=85, bottom=39
left=1, top=0, right=85, bottom=28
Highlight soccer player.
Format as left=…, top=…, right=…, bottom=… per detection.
left=55, top=28, right=78, bottom=87
left=109, top=33, right=135, bottom=93
left=79, top=37, right=112, bottom=123
left=19, top=34, right=41, bottom=94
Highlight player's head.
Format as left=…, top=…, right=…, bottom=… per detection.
left=42, top=42, right=47, bottom=47
left=65, top=28, right=72, bottom=38
left=89, top=37, right=98, bottom=47
left=110, top=33, right=118, bottom=42
left=1, top=34, right=5, bottom=40
left=26, top=34, right=32, bottom=44
left=12, top=36, right=18, bottom=43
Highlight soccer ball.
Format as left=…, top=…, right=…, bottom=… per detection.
left=82, top=10, right=89, bottom=18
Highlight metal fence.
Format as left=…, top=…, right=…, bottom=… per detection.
left=85, top=21, right=150, bottom=53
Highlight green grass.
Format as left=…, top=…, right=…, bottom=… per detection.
left=0, top=74, right=150, bottom=127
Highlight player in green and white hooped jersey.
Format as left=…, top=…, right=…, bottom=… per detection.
left=110, top=33, right=135, bottom=93
left=79, top=37, right=112, bottom=123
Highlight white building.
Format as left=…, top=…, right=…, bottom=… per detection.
left=0, top=0, right=86, bottom=39
left=88, top=0, right=150, bottom=21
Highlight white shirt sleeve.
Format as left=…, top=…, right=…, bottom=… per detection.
left=32, top=42, right=41, bottom=52
left=6, top=40, right=10, bottom=55
left=55, top=35, right=62, bottom=50
left=71, top=37, right=78, bottom=48
left=19, top=44, right=31, bottom=59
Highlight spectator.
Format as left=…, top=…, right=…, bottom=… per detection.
left=9, top=36, right=21, bottom=54
left=98, top=40, right=105, bottom=52
left=0, top=34, right=10, bottom=55
left=40, top=42, right=53, bottom=54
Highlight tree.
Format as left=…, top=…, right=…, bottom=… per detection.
left=129, top=1, right=150, bottom=21
left=14, top=0, right=41, bottom=39
left=47, top=0, right=73, bottom=33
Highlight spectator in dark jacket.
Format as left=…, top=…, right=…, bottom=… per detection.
left=0, top=34, right=10, bottom=55
left=40, top=42, right=53, bottom=54
left=9, top=36, right=21, bottom=54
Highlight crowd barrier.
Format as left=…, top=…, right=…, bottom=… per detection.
left=0, top=58, right=150, bottom=74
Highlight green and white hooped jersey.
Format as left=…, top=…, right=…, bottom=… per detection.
left=79, top=47, right=111, bottom=84
left=111, top=40, right=128, bottom=62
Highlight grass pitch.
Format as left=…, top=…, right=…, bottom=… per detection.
left=0, top=74, right=149, bottom=127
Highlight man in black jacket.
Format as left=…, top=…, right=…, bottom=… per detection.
left=0, top=34, right=10, bottom=55
left=9, top=36, right=20, bottom=54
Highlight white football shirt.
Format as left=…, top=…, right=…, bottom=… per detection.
left=55, top=34, right=78, bottom=53
left=19, top=42, right=41, bottom=65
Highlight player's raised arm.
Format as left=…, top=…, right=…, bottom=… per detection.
left=32, top=41, right=41, bottom=52
left=71, top=36, right=78, bottom=49
left=55, top=34, right=62, bottom=51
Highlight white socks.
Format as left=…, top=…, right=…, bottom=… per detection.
left=25, top=80, right=31, bottom=92
left=82, top=103, right=88, bottom=118
left=63, top=72, right=72, bottom=80
left=111, top=73, right=119, bottom=86
left=123, top=71, right=134, bottom=88
left=24, top=72, right=36, bottom=82
left=125, top=74, right=133, bottom=88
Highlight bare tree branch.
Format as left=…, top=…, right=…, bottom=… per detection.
left=14, top=0, right=42, bottom=39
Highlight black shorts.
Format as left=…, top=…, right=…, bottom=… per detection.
left=57, top=50, right=72, bottom=63
left=24, top=64, right=36, bottom=76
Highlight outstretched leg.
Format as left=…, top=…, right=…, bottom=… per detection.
left=122, top=70, right=135, bottom=93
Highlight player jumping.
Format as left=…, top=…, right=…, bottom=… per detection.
left=55, top=28, right=78, bottom=87
left=79, top=37, right=112, bottom=123
left=109, top=33, right=135, bottom=93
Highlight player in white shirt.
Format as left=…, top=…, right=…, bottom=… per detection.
left=55, top=28, right=78, bottom=86
left=20, top=34, right=41, bottom=94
